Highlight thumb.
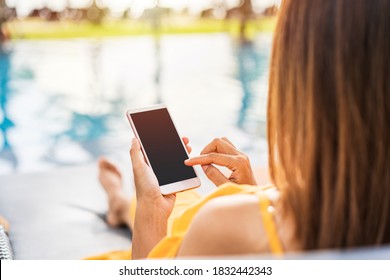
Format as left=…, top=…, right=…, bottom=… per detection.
left=130, top=138, right=146, bottom=169
left=202, top=165, right=229, bottom=187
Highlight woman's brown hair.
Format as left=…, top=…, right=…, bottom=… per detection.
left=268, top=0, right=390, bottom=250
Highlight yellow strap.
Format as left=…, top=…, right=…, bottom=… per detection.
left=257, top=192, right=284, bottom=255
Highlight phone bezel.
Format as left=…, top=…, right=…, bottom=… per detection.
left=126, top=104, right=201, bottom=195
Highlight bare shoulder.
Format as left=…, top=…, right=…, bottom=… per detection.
left=177, top=194, right=269, bottom=257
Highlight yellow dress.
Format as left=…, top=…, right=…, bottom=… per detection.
left=86, top=183, right=283, bottom=260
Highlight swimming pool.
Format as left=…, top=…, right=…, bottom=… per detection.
left=0, top=33, right=272, bottom=175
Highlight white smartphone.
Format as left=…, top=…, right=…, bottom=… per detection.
left=126, top=105, right=201, bottom=195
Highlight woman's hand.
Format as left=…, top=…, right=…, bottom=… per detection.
left=185, top=137, right=257, bottom=186
left=130, top=138, right=175, bottom=218
left=130, top=136, right=192, bottom=217
left=130, top=136, right=192, bottom=259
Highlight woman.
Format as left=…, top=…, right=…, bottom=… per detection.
left=89, top=0, right=390, bottom=259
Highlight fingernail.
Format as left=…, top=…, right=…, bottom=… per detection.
left=132, top=138, right=136, bottom=145
left=184, top=159, right=190, bottom=164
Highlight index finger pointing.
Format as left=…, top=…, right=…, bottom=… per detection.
left=185, top=153, right=236, bottom=169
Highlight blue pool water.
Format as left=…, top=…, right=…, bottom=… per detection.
left=0, top=33, right=272, bottom=175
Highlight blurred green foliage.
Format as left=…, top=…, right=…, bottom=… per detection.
left=5, top=17, right=276, bottom=40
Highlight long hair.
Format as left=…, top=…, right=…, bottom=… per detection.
left=268, top=0, right=390, bottom=250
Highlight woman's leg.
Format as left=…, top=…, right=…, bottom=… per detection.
left=98, top=158, right=133, bottom=229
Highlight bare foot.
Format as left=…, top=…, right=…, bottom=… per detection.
left=98, top=158, right=131, bottom=228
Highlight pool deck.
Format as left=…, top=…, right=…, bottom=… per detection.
left=0, top=160, right=223, bottom=259
left=0, top=163, right=132, bottom=259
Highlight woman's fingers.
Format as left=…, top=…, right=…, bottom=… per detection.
left=185, top=137, right=255, bottom=186
left=182, top=137, right=192, bottom=154
left=200, top=138, right=238, bottom=156
left=185, top=153, right=236, bottom=169
left=182, top=137, right=189, bottom=145
left=202, top=165, right=229, bottom=186
left=221, top=137, right=236, bottom=148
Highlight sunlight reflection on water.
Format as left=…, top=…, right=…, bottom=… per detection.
left=0, top=33, right=272, bottom=174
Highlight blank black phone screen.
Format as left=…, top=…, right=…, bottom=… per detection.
left=130, top=108, right=197, bottom=186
